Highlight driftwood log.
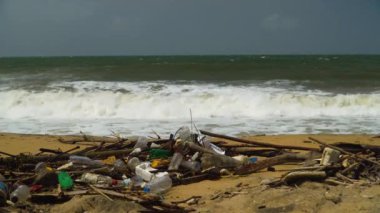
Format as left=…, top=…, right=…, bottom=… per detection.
left=282, top=171, right=326, bottom=184
left=200, top=130, right=319, bottom=151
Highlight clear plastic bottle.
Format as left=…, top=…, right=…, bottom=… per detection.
left=174, top=126, right=192, bottom=142
left=144, top=172, right=172, bottom=194
left=201, top=153, right=242, bottom=170
left=113, top=159, right=128, bottom=173
left=10, top=185, right=30, bottom=203
left=127, top=157, right=141, bottom=172
left=134, top=136, right=149, bottom=150
left=131, top=175, right=144, bottom=187
left=168, top=152, right=184, bottom=171
left=69, top=156, right=104, bottom=167
left=80, top=173, right=114, bottom=186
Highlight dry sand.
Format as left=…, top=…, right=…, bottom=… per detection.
left=1, top=132, right=380, bottom=212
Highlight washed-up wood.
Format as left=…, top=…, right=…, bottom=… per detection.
left=58, top=135, right=126, bottom=144
left=174, top=173, right=220, bottom=185
left=281, top=171, right=326, bottom=184
left=215, top=143, right=257, bottom=148
left=89, top=185, right=114, bottom=201
left=0, top=151, right=15, bottom=157
left=324, top=178, right=349, bottom=186
left=341, top=162, right=359, bottom=175
left=171, top=196, right=202, bottom=204
left=309, top=137, right=380, bottom=166
left=200, top=130, right=319, bottom=151
left=226, top=147, right=282, bottom=157
left=234, top=153, right=308, bottom=175
left=39, top=148, right=63, bottom=155
left=331, top=142, right=380, bottom=154
left=0, top=149, right=133, bottom=169
left=95, top=188, right=186, bottom=211
left=185, top=141, right=220, bottom=155
left=336, top=172, right=355, bottom=184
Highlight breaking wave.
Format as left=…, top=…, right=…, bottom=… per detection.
left=1, top=81, right=380, bottom=120
left=1, top=80, right=380, bottom=135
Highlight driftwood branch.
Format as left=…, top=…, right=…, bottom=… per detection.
left=89, top=185, right=114, bottom=201
left=0, top=151, right=15, bottom=157
left=226, top=148, right=282, bottom=157
left=58, top=135, right=127, bottom=144
left=200, top=130, right=319, bottom=151
left=0, top=149, right=133, bottom=167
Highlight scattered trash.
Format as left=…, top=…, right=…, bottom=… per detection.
left=10, top=185, right=30, bottom=203
left=0, top=128, right=379, bottom=212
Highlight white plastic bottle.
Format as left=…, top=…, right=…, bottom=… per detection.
left=135, top=162, right=154, bottom=181
left=127, top=157, right=141, bottom=172
left=10, top=185, right=30, bottom=203
left=144, top=172, right=172, bottom=194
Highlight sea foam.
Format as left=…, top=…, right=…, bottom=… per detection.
left=1, top=81, right=379, bottom=135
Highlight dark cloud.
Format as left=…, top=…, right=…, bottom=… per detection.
left=0, top=0, right=379, bottom=56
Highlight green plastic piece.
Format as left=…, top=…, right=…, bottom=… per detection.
left=58, top=171, right=73, bottom=190
left=149, top=149, right=172, bottom=160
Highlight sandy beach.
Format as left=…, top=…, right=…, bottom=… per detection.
left=1, top=132, right=379, bottom=212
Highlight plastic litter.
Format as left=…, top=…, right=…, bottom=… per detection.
left=10, top=185, right=30, bottom=203
left=58, top=171, right=74, bottom=190
left=80, top=173, right=115, bottom=186
left=69, top=155, right=104, bottom=167
left=168, top=152, right=184, bottom=171
left=143, top=172, right=172, bottom=194
left=0, top=177, right=8, bottom=207
left=135, top=162, right=157, bottom=181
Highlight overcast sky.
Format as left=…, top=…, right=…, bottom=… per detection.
left=0, top=0, right=379, bottom=56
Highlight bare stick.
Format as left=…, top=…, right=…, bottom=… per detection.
left=172, top=195, right=202, bottom=204
left=336, top=173, right=355, bottom=184
left=89, top=185, right=114, bottom=201
left=309, top=137, right=380, bottom=166
left=151, top=130, right=161, bottom=139
left=201, top=130, right=318, bottom=151
left=0, top=151, right=15, bottom=157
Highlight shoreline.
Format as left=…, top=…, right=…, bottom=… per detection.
left=1, top=132, right=378, bottom=155
left=1, top=132, right=380, bottom=212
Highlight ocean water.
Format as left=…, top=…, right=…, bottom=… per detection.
left=1, top=55, right=380, bottom=136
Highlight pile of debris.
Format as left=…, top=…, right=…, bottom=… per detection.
left=0, top=127, right=379, bottom=212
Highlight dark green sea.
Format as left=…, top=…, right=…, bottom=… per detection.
left=0, top=55, right=379, bottom=135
